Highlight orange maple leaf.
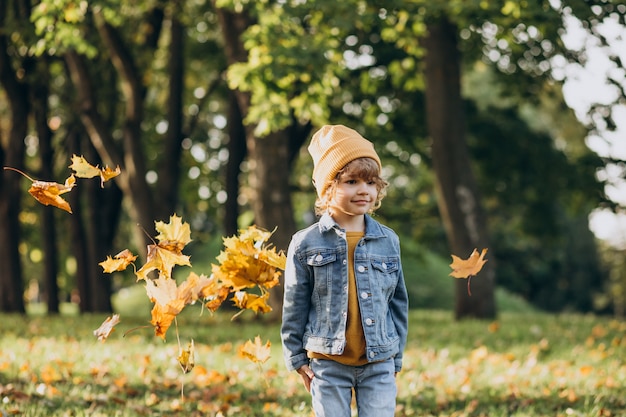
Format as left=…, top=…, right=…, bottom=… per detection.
left=69, top=154, right=120, bottom=187
left=231, top=291, right=272, bottom=314
left=27, top=175, right=76, bottom=213
left=146, top=272, right=220, bottom=339
left=93, top=314, right=120, bottom=342
left=449, top=248, right=488, bottom=296
left=99, top=249, right=137, bottom=273
left=238, top=336, right=271, bottom=364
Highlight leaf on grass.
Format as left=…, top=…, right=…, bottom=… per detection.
left=99, top=249, right=137, bottom=273
left=93, top=314, right=120, bottom=342
left=238, top=336, right=271, bottom=364
left=449, top=248, right=488, bottom=279
left=178, top=340, right=195, bottom=374
left=28, top=175, right=76, bottom=213
left=69, top=154, right=120, bottom=187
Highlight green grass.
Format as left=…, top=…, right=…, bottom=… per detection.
left=1, top=309, right=625, bottom=416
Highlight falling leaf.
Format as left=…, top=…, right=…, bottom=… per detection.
left=449, top=248, right=488, bottom=279
left=136, top=215, right=192, bottom=281
left=238, top=336, right=271, bottom=364
left=28, top=175, right=77, bottom=213
left=146, top=272, right=221, bottom=339
left=231, top=291, right=272, bottom=314
left=93, top=314, right=120, bottom=342
left=449, top=248, right=488, bottom=296
left=99, top=249, right=137, bottom=273
left=69, top=154, right=120, bottom=187
left=178, top=340, right=195, bottom=374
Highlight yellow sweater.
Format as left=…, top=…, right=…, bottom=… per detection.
left=309, top=231, right=367, bottom=365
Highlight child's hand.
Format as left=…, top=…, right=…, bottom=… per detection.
left=297, top=364, right=315, bottom=392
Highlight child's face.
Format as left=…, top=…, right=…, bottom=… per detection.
left=330, top=173, right=379, bottom=217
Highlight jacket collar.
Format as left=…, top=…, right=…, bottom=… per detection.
left=318, top=213, right=386, bottom=239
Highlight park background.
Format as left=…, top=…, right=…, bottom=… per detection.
left=1, top=1, right=625, bottom=415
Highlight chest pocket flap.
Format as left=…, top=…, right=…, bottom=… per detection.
left=306, top=251, right=337, bottom=267
left=371, top=257, right=399, bottom=273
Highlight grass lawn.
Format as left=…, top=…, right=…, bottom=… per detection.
left=0, top=308, right=625, bottom=416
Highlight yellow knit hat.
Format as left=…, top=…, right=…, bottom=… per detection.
left=308, top=124, right=382, bottom=198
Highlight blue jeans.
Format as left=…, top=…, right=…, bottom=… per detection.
left=309, top=358, right=397, bottom=417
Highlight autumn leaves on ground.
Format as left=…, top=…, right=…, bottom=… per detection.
left=1, top=310, right=626, bottom=416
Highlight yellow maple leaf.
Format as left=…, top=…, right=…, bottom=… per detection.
left=136, top=243, right=191, bottom=281
left=449, top=248, right=488, bottom=279
left=99, top=249, right=137, bottom=273
left=449, top=248, right=488, bottom=296
left=69, top=154, right=120, bottom=187
left=146, top=272, right=224, bottom=339
left=93, top=314, right=120, bottom=342
left=155, top=214, right=192, bottom=252
left=136, top=215, right=192, bottom=280
left=178, top=340, right=195, bottom=374
left=238, top=336, right=271, bottom=364
left=231, top=291, right=272, bottom=314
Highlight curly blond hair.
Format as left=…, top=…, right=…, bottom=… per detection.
left=314, top=157, right=388, bottom=216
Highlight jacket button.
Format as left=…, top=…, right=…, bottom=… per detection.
left=369, top=351, right=376, bottom=358
left=357, top=265, right=365, bottom=273
left=315, top=254, right=323, bottom=262
left=360, top=292, right=368, bottom=299
left=382, top=262, right=387, bottom=270
left=365, top=318, right=373, bottom=325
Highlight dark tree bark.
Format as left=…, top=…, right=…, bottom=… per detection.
left=423, top=16, right=496, bottom=319
left=31, top=58, right=60, bottom=313
left=157, top=13, right=185, bottom=222
left=224, top=91, right=247, bottom=237
left=0, top=3, right=27, bottom=312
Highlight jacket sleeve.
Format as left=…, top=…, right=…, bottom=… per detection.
left=390, top=235, right=409, bottom=373
left=280, top=236, right=312, bottom=372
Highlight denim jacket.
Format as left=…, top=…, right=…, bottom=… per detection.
left=281, top=213, right=409, bottom=373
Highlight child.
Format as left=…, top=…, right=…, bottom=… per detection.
left=281, top=124, right=409, bottom=417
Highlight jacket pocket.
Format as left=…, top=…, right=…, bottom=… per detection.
left=370, top=256, right=400, bottom=295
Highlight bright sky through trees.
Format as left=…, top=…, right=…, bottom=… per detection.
left=560, top=13, right=626, bottom=248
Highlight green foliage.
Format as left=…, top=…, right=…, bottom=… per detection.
left=1, top=310, right=625, bottom=416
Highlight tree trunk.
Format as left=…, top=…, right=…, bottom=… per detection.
left=32, top=61, right=60, bottom=313
left=0, top=18, right=27, bottom=313
left=224, top=92, right=247, bottom=236
left=156, top=13, right=185, bottom=222
left=423, top=16, right=496, bottom=319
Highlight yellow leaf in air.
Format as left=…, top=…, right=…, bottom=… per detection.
left=99, top=249, right=137, bottom=273
left=135, top=215, right=192, bottom=280
left=28, top=175, right=76, bottom=213
left=178, top=340, right=195, bottom=374
left=68, top=154, right=120, bottom=187
left=239, top=336, right=271, bottom=364
left=231, top=291, right=272, bottom=314
left=449, top=248, right=488, bottom=279
left=136, top=244, right=191, bottom=281
left=146, top=272, right=222, bottom=339
left=93, top=314, right=120, bottom=342
left=155, top=214, right=192, bottom=252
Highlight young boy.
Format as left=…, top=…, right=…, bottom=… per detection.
left=281, top=124, right=409, bottom=417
